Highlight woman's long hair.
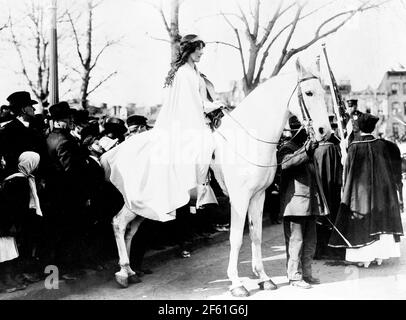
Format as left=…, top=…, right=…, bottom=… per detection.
left=164, top=34, right=205, bottom=87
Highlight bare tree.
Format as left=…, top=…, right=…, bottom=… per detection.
left=66, top=0, right=118, bottom=109
left=6, top=0, right=72, bottom=109
left=8, top=1, right=50, bottom=108
left=139, top=0, right=185, bottom=62
left=212, top=0, right=388, bottom=95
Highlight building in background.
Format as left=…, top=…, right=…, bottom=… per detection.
left=376, top=66, right=406, bottom=140
left=324, top=76, right=391, bottom=139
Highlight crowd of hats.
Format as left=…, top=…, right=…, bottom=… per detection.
left=1, top=91, right=152, bottom=137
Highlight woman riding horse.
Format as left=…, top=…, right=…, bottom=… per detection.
left=101, top=34, right=222, bottom=287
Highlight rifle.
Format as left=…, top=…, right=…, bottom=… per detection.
left=322, top=44, right=349, bottom=138
left=322, top=43, right=350, bottom=165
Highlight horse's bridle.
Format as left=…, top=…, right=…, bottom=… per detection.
left=297, top=75, right=320, bottom=139
left=221, top=75, right=320, bottom=145
left=214, top=76, right=321, bottom=168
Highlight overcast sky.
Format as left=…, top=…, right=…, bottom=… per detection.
left=0, top=0, right=406, bottom=107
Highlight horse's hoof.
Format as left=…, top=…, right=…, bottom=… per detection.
left=230, top=286, right=250, bottom=297
left=115, top=274, right=129, bottom=288
left=128, top=274, right=142, bottom=284
left=259, top=279, right=278, bottom=291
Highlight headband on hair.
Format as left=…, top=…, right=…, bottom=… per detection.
left=181, top=35, right=203, bottom=45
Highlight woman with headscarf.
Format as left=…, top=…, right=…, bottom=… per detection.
left=0, top=151, right=42, bottom=293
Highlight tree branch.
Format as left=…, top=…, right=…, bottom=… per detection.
left=257, top=0, right=283, bottom=49
left=87, top=71, right=117, bottom=95
left=194, top=12, right=245, bottom=24
left=267, top=0, right=338, bottom=49
left=8, top=15, right=37, bottom=97
left=278, top=1, right=296, bottom=18
left=138, top=0, right=171, bottom=35
left=160, top=7, right=171, bottom=35
left=206, top=40, right=240, bottom=50
left=221, top=12, right=248, bottom=86
left=90, top=40, right=117, bottom=71
left=270, top=0, right=386, bottom=76
left=266, top=4, right=303, bottom=79
left=253, top=0, right=339, bottom=84
left=252, top=0, right=260, bottom=39
left=146, top=32, right=171, bottom=43
left=67, top=12, right=85, bottom=67
left=236, top=1, right=252, bottom=40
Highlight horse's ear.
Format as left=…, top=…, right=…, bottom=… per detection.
left=295, top=58, right=307, bottom=77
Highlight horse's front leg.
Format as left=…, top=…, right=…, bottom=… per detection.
left=248, top=191, right=277, bottom=291
left=112, top=204, right=137, bottom=288
left=227, top=199, right=250, bottom=297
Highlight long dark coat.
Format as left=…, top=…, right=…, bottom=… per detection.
left=0, top=119, right=46, bottom=178
left=44, top=128, right=88, bottom=218
left=329, top=135, right=404, bottom=248
left=313, top=134, right=343, bottom=220
left=278, top=138, right=321, bottom=217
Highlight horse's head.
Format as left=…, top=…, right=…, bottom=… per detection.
left=288, top=58, right=332, bottom=142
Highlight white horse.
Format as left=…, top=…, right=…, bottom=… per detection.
left=210, top=58, right=332, bottom=296
left=110, top=58, right=332, bottom=296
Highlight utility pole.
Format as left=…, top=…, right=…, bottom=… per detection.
left=49, top=0, right=59, bottom=107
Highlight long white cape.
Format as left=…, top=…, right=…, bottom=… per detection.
left=101, top=64, right=216, bottom=222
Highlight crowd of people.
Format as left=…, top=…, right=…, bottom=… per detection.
left=0, top=90, right=230, bottom=294
left=277, top=99, right=404, bottom=289
left=0, top=32, right=404, bottom=296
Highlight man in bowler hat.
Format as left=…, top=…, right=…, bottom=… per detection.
left=0, top=91, right=46, bottom=178
left=44, top=101, right=89, bottom=278
left=101, top=117, right=127, bottom=144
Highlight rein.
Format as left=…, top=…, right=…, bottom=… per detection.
left=215, top=75, right=353, bottom=247
left=221, top=109, right=279, bottom=145
left=214, top=76, right=317, bottom=168
left=214, top=128, right=306, bottom=168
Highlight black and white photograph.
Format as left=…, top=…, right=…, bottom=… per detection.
left=0, top=0, right=405, bottom=309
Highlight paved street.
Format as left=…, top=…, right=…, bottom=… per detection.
left=2, top=213, right=406, bottom=300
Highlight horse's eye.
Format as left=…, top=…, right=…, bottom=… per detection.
left=305, top=91, right=313, bottom=97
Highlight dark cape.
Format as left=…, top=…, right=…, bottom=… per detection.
left=329, top=135, right=403, bottom=248
left=313, top=134, right=345, bottom=259
left=313, top=134, right=343, bottom=219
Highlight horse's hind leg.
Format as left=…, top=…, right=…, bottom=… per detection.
left=248, top=191, right=277, bottom=290
left=227, top=198, right=250, bottom=297
left=124, top=216, right=145, bottom=283
left=112, top=204, right=137, bottom=288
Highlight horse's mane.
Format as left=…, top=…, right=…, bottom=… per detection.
left=232, top=72, right=297, bottom=114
